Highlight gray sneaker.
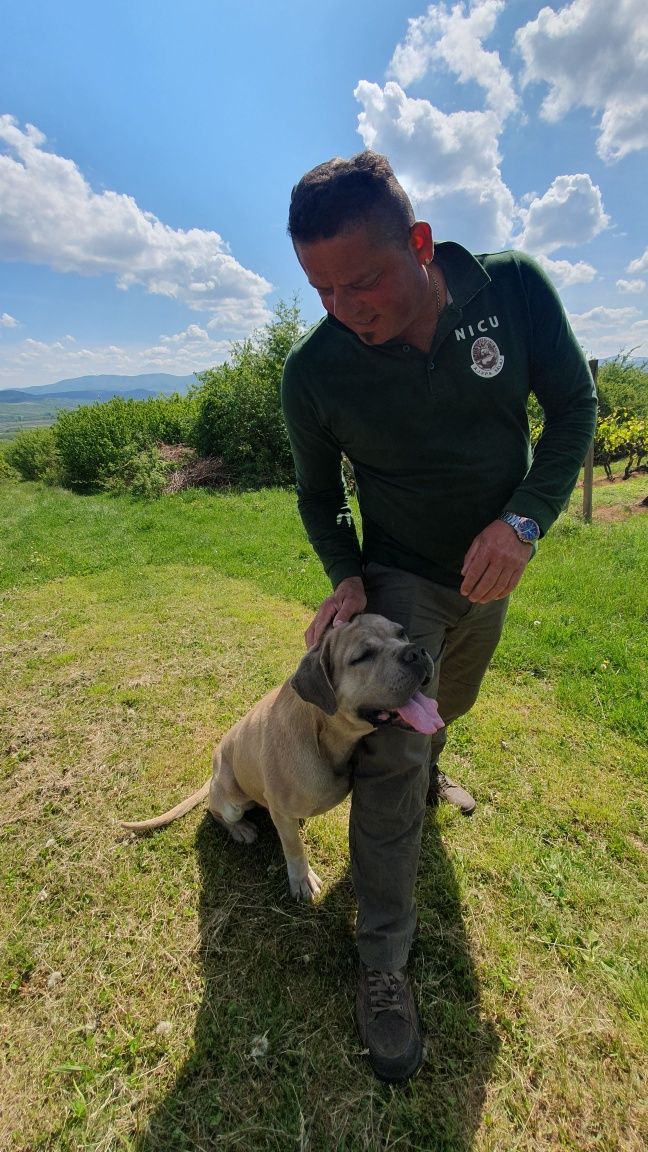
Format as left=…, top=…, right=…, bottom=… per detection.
left=428, top=770, right=476, bottom=816
left=355, top=963, right=424, bottom=1083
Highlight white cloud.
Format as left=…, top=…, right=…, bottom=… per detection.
left=617, top=278, right=645, bottom=294
left=569, top=304, right=648, bottom=357
left=627, top=248, right=648, bottom=275
left=159, top=324, right=211, bottom=345
left=0, top=326, right=233, bottom=389
left=388, top=0, right=517, bottom=122
left=515, top=174, right=609, bottom=254
left=570, top=304, right=639, bottom=329
left=0, top=116, right=273, bottom=332
left=1, top=312, right=18, bottom=327
left=355, top=80, right=515, bottom=248
left=537, top=256, right=597, bottom=288
left=516, top=0, right=648, bottom=162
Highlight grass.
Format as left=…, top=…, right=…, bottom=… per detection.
left=0, top=473, right=646, bottom=1151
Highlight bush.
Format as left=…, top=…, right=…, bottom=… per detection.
left=194, top=299, right=304, bottom=487
left=138, top=392, right=198, bottom=445
left=54, top=399, right=142, bottom=487
left=597, top=354, right=648, bottom=419
left=0, top=446, right=18, bottom=482
left=594, top=410, right=648, bottom=479
left=4, top=427, right=61, bottom=482
left=102, top=445, right=173, bottom=499
left=54, top=393, right=197, bottom=488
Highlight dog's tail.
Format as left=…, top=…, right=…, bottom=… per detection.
left=121, top=780, right=211, bottom=832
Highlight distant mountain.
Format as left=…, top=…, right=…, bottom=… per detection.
left=0, top=387, right=187, bottom=404
left=0, top=390, right=33, bottom=403
left=4, top=372, right=197, bottom=398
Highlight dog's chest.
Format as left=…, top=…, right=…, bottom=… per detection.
left=295, top=763, right=352, bottom=818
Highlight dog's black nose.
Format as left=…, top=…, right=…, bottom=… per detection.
left=401, top=645, right=428, bottom=665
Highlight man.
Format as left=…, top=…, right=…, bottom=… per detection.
left=280, top=151, right=596, bottom=1083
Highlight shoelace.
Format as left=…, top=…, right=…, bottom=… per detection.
left=367, top=970, right=407, bottom=1017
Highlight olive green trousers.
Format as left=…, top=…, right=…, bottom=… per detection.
left=350, top=562, right=509, bottom=970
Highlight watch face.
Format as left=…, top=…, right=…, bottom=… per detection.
left=500, top=512, right=540, bottom=542
left=518, top=518, right=540, bottom=543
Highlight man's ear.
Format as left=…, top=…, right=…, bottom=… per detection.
left=290, top=634, right=337, bottom=715
left=409, top=221, right=433, bottom=265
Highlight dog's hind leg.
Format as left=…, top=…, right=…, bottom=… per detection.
left=269, top=807, right=322, bottom=902
left=208, top=754, right=258, bottom=845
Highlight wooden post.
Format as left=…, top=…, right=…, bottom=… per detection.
left=583, top=358, right=597, bottom=524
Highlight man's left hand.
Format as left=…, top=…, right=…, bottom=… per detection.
left=460, top=520, right=533, bottom=604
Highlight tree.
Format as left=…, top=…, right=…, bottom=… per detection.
left=596, top=353, right=648, bottom=419
left=194, top=298, right=305, bottom=487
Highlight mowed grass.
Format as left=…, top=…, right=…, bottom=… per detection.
left=0, top=476, right=646, bottom=1151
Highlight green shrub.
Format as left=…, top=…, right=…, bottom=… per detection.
left=595, top=409, right=648, bottom=479
left=194, top=299, right=304, bottom=486
left=54, top=393, right=197, bottom=488
left=102, top=444, right=173, bottom=499
left=527, top=395, right=543, bottom=445
left=5, top=427, right=61, bottom=482
left=0, top=447, right=18, bottom=482
left=597, top=354, right=648, bottom=419
left=54, top=399, right=141, bottom=486
left=137, top=392, right=198, bottom=445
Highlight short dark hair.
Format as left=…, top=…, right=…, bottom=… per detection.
left=288, top=151, right=415, bottom=247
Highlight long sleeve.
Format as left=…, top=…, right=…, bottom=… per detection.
left=501, top=256, right=598, bottom=533
left=281, top=351, right=364, bottom=588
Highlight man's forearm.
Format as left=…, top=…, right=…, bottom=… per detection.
left=504, top=393, right=597, bottom=533
left=297, top=486, right=364, bottom=587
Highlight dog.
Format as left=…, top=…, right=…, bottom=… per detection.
left=121, top=614, right=443, bottom=901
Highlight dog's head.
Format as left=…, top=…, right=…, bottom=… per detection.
left=290, top=613, right=443, bottom=734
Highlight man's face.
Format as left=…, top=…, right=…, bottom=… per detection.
left=294, top=222, right=432, bottom=346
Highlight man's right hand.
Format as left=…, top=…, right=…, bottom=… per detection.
left=305, top=576, right=367, bottom=648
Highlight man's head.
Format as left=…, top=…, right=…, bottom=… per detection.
left=288, top=151, right=414, bottom=249
left=288, top=152, right=437, bottom=347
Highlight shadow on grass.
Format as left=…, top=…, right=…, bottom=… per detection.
left=138, top=808, right=499, bottom=1151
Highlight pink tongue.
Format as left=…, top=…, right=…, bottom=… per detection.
left=396, top=692, right=444, bottom=734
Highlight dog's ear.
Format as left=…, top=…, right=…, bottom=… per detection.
left=290, top=635, right=337, bottom=715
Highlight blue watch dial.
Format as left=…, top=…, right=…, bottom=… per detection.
left=518, top=519, right=539, bottom=543
left=499, top=512, right=540, bottom=543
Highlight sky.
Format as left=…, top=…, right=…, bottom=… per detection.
left=1, top=0, right=647, bottom=389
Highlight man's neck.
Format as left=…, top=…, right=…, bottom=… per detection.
left=397, top=265, right=448, bottom=353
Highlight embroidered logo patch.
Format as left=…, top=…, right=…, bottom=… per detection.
left=470, top=336, right=504, bottom=378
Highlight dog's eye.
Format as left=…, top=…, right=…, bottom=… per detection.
left=350, top=649, right=373, bottom=664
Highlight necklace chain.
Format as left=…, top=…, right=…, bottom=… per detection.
left=427, top=260, right=442, bottom=316
left=433, top=269, right=441, bottom=316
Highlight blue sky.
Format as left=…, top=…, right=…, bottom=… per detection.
left=1, top=0, right=646, bottom=388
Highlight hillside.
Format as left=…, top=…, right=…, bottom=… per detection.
left=1, top=372, right=196, bottom=399
left=0, top=373, right=197, bottom=438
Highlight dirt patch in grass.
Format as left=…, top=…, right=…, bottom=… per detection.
left=594, top=498, right=648, bottom=522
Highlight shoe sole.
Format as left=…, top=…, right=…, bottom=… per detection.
left=356, top=1007, right=424, bottom=1083
left=368, top=1047, right=424, bottom=1083
left=427, top=792, right=477, bottom=816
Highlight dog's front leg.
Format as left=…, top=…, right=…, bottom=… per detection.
left=268, top=808, right=322, bottom=902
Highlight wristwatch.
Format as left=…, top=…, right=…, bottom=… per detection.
left=498, top=512, right=540, bottom=544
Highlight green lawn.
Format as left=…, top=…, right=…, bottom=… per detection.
left=1, top=477, right=646, bottom=1151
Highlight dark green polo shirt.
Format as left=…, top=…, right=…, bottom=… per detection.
left=281, top=243, right=597, bottom=590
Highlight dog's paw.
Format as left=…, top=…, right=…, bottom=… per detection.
left=213, top=813, right=258, bottom=844
left=229, top=818, right=258, bottom=844
left=289, top=868, right=323, bottom=902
